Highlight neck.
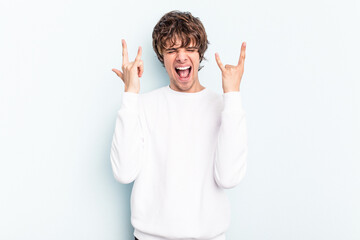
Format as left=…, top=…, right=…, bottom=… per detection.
left=169, top=80, right=205, bottom=93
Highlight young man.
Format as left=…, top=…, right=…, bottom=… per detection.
left=111, top=10, right=247, bottom=240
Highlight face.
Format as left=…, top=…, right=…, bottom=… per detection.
left=163, top=39, right=202, bottom=93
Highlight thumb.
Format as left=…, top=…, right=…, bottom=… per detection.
left=112, top=68, right=124, bottom=82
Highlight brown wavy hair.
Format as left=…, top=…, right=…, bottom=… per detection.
left=152, top=10, right=209, bottom=70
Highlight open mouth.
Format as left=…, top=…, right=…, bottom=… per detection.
left=175, top=66, right=192, bottom=80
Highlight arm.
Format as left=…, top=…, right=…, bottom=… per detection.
left=110, top=92, right=144, bottom=184
left=214, top=92, right=248, bottom=189
left=214, top=42, right=248, bottom=189
left=110, top=39, right=145, bottom=184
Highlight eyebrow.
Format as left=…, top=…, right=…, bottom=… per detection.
left=166, top=48, right=178, bottom=51
left=165, top=46, right=198, bottom=51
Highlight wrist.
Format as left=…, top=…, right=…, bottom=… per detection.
left=125, top=86, right=140, bottom=93
left=223, top=87, right=240, bottom=93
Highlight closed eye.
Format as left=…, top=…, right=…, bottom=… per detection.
left=165, top=48, right=177, bottom=54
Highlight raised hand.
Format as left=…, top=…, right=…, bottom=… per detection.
left=215, top=42, right=246, bottom=93
left=112, top=39, right=143, bottom=93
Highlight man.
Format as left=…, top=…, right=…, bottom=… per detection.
left=111, top=10, right=247, bottom=240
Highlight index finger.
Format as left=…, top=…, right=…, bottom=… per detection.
left=122, top=39, right=129, bottom=64
left=237, top=42, right=246, bottom=67
left=215, top=53, right=225, bottom=72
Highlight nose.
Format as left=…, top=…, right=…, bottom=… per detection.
left=175, top=50, right=188, bottom=63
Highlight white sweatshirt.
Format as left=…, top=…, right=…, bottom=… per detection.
left=110, top=85, right=248, bottom=240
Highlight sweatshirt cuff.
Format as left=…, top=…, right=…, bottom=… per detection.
left=120, top=92, right=139, bottom=112
left=223, top=91, right=244, bottom=113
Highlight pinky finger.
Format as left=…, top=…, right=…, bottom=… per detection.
left=238, top=42, right=246, bottom=67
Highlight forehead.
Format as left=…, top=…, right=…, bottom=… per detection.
left=164, top=36, right=196, bottom=49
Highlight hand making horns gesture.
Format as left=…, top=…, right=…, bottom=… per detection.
left=112, top=39, right=144, bottom=93
left=215, top=42, right=246, bottom=93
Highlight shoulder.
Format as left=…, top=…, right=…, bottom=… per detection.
left=139, top=86, right=166, bottom=100
left=137, top=86, right=167, bottom=111
left=205, top=88, right=221, bottom=99
left=204, top=88, right=223, bottom=104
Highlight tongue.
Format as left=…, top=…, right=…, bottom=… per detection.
left=178, top=69, right=190, bottom=78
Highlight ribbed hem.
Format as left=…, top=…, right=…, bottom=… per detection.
left=222, top=91, right=244, bottom=113
left=120, top=91, right=139, bottom=112
left=134, top=228, right=226, bottom=240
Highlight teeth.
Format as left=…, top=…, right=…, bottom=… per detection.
left=176, top=66, right=191, bottom=70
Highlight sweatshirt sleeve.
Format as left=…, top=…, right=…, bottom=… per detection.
left=110, top=92, right=145, bottom=184
left=214, top=91, right=248, bottom=189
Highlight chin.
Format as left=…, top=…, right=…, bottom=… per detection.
left=172, top=78, right=195, bottom=91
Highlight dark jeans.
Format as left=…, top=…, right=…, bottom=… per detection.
left=134, top=237, right=139, bottom=240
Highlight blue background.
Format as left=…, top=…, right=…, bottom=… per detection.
left=0, top=0, right=359, bottom=239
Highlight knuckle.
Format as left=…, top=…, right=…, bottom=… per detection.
left=123, top=64, right=131, bottom=71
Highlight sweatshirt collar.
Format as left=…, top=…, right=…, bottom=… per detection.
left=166, top=85, right=207, bottom=96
